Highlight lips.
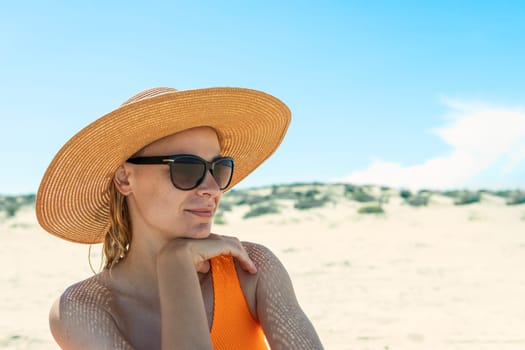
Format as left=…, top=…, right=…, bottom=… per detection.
left=185, top=208, right=214, bottom=218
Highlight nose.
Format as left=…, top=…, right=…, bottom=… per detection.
left=196, top=170, right=221, bottom=197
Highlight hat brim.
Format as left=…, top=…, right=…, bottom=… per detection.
left=36, top=87, right=291, bottom=244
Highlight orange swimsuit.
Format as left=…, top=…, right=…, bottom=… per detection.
left=210, top=255, right=268, bottom=350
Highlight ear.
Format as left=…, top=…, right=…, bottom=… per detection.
left=114, top=165, right=132, bottom=196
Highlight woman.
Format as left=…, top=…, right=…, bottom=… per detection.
left=36, top=87, right=324, bottom=349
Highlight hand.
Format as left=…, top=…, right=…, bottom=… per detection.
left=158, top=234, right=258, bottom=274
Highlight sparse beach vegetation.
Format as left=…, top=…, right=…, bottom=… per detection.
left=293, top=189, right=331, bottom=210
left=400, top=189, right=431, bottom=207
left=243, top=202, right=280, bottom=218
left=0, top=194, right=35, bottom=219
left=1, top=184, right=524, bottom=221
left=406, top=195, right=430, bottom=207
left=400, top=189, right=412, bottom=200
left=217, top=201, right=233, bottom=212
left=452, top=191, right=481, bottom=205
left=357, top=205, right=385, bottom=214
left=505, top=190, right=525, bottom=205
left=351, top=188, right=377, bottom=203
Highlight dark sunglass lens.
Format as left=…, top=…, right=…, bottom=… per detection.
left=213, top=158, right=234, bottom=189
left=170, top=157, right=206, bottom=189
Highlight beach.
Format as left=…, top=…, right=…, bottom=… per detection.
left=1, top=192, right=524, bottom=349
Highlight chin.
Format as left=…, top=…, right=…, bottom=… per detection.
left=191, top=224, right=212, bottom=239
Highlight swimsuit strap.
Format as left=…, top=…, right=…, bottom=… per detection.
left=210, top=255, right=268, bottom=350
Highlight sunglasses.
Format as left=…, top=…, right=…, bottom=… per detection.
left=126, top=154, right=234, bottom=191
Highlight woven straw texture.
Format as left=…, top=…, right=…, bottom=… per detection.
left=36, top=87, right=290, bottom=244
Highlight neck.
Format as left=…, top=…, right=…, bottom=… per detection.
left=106, top=227, right=209, bottom=303
left=108, top=231, right=167, bottom=303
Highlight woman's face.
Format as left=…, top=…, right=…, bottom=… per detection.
left=121, top=126, right=223, bottom=242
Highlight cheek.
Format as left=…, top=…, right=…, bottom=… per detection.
left=136, top=190, right=187, bottom=233
left=132, top=171, right=185, bottom=222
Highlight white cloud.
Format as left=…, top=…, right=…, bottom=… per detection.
left=339, top=100, right=525, bottom=190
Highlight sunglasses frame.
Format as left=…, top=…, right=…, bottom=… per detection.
left=126, top=154, right=234, bottom=191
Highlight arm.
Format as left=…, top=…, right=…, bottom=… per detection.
left=49, top=283, right=134, bottom=350
left=252, top=244, right=324, bottom=350
left=156, top=240, right=213, bottom=350
left=157, top=234, right=258, bottom=350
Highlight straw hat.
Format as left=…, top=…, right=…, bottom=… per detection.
left=36, top=87, right=291, bottom=244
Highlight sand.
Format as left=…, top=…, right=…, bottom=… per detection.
left=1, top=198, right=524, bottom=349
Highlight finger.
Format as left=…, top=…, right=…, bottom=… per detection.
left=186, top=235, right=257, bottom=274
left=195, top=260, right=211, bottom=274
left=224, top=238, right=257, bottom=274
left=237, top=257, right=258, bottom=274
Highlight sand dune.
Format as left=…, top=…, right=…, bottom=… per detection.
left=1, top=190, right=524, bottom=349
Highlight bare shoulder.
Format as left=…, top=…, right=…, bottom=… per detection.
left=242, top=241, right=324, bottom=349
left=241, top=241, right=292, bottom=284
left=240, top=240, right=292, bottom=288
left=233, top=241, right=287, bottom=318
left=240, top=241, right=296, bottom=307
left=241, top=240, right=282, bottom=269
left=54, top=273, right=113, bottom=309
left=49, top=274, right=133, bottom=350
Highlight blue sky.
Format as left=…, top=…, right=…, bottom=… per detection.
left=1, top=1, right=524, bottom=194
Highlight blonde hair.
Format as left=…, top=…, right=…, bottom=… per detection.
left=103, top=181, right=132, bottom=269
